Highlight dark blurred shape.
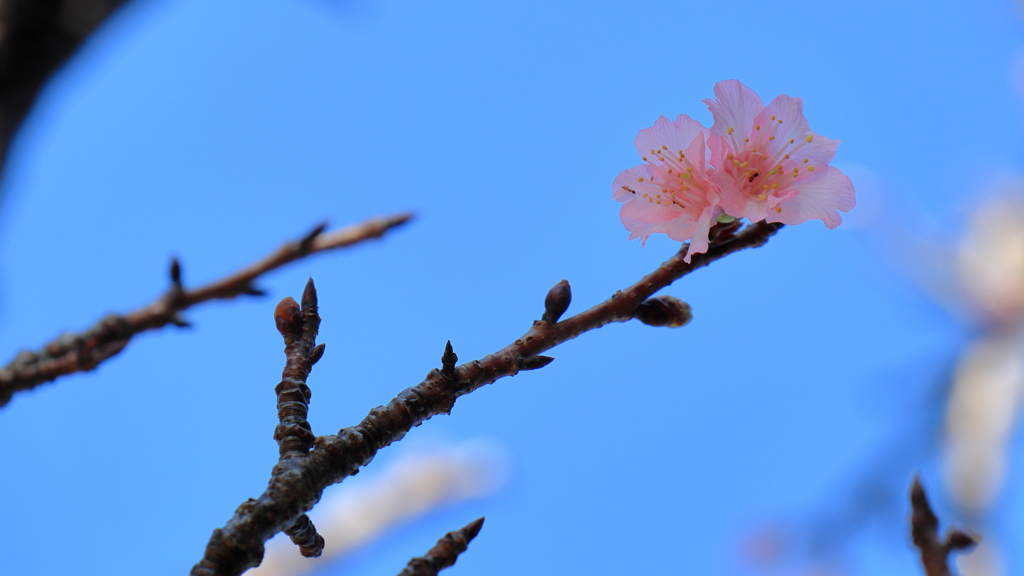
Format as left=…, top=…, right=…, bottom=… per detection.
left=0, top=0, right=131, bottom=177
left=911, top=476, right=977, bottom=576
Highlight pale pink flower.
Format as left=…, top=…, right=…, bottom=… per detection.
left=612, top=114, right=721, bottom=262
left=703, top=79, right=855, bottom=227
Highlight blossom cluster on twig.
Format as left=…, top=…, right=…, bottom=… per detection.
left=614, top=80, right=855, bottom=261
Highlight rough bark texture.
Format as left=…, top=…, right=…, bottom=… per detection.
left=0, top=213, right=411, bottom=407
left=397, top=517, right=485, bottom=576
left=191, top=220, right=783, bottom=576
left=910, top=476, right=977, bottom=576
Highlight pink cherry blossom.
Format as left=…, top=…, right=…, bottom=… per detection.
left=612, top=114, right=722, bottom=262
left=703, top=79, right=855, bottom=227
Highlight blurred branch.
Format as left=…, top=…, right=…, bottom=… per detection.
left=911, top=476, right=977, bottom=576
left=396, top=517, right=485, bottom=576
left=191, top=220, right=783, bottom=576
left=0, top=212, right=412, bottom=407
left=0, top=0, right=132, bottom=173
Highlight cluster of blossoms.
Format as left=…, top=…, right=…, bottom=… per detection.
left=613, top=80, right=856, bottom=261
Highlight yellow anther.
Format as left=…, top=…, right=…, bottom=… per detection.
left=726, top=153, right=734, bottom=159
left=662, top=145, right=668, bottom=150
left=638, top=177, right=644, bottom=182
left=771, top=183, right=778, bottom=189
left=771, top=115, right=776, bottom=121
left=642, top=157, right=647, bottom=161
left=642, top=193, right=649, bottom=197
left=744, top=137, right=750, bottom=142
left=808, top=166, right=815, bottom=171
left=789, top=139, right=795, bottom=144
left=727, top=127, right=735, bottom=135
left=769, top=136, right=775, bottom=141
left=755, top=124, right=761, bottom=130
left=783, top=154, right=790, bottom=159
left=758, top=193, right=767, bottom=200
left=667, top=169, right=673, bottom=174
left=733, top=160, right=741, bottom=166
left=686, top=167, right=693, bottom=172
left=778, top=119, right=783, bottom=124
left=739, top=162, right=748, bottom=168
left=656, top=201, right=662, bottom=204
left=774, top=207, right=782, bottom=214
left=803, top=158, right=808, bottom=163
left=805, top=135, right=813, bottom=143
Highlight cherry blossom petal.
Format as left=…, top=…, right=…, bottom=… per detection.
left=703, top=79, right=763, bottom=140
left=768, top=166, right=855, bottom=228
left=613, top=165, right=664, bottom=202
left=754, top=95, right=838, bottom=167
left=634, top=114, right=710, bottom=167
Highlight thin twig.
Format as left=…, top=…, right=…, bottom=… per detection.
left=910, top=475, right=977, bottom=576
left=397, top=517, right=485, bottom=576
left=191, top=220, right=782, bottom=576
left=0, top=213, right=412, bottom=407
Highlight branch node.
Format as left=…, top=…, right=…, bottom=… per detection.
left=634, top=296, right=692, bottom=328
left=170, top=313, right=192, bottom=328
left=441, top=341, right=459, bottom=379
left=709, top=219, right=743, bottom=243
left=542, top=279, right=572, bottom=323
left=518, top=355, right=554, bottom=371
left=283, top=513, right=325, bottom=558
left=169, top=257, right=183, bottom=287
left=309, top=343, right=326, bottom=366
left=911, top=475, right=978, bottom=576
left=240, top=284, right=267, bottom=297
left=297, top=222, right=329, bottom=253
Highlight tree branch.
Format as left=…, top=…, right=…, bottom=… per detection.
left=397, top=517, right=485, bottom=576
left=910, top=475, right=977, bottom=576
left=0, top=0, right=134, bottom=174
left=191, top=220, right=782, bottom=576
left=0, top=212, right=412, bottom=407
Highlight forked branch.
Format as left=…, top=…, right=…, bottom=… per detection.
left=191, top=220, right=782, bottom=576
left=0, top=213, right=411, bottom=407
left=911, top=476, right=977, bottom=576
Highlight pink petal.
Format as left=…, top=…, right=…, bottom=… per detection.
left=634, top=114, right=710, bottom=166
left=769, top=166, right=856, bottom=228
left=754, top=94, right=838, bottom=167
left=675, top=204, right=718, bottom=263
left=612, top=165, right=661, bottom=202
left=703, top=80, right=764, bottom=139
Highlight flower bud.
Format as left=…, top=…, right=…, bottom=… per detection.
left=634, top=296, right=692, bottom=328
left=542, top=280, right=572, bottom=323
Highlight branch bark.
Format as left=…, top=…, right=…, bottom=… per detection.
left=191, top=220, right=782, bottom=576
left=397, top=517, right=485, bottom=576
left=0, top=212, right=411, bottom=407
left=910, top=475, right=977, bottom=576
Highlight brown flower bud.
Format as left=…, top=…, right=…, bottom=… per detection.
left=634, top=296, right=692, bottom=328
left=542, top=279, right=572, bottom=323
left=274, top=296, right=302, bottom=336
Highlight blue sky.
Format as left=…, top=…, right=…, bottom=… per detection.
left=1, top=0, right=1022, bottom=574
